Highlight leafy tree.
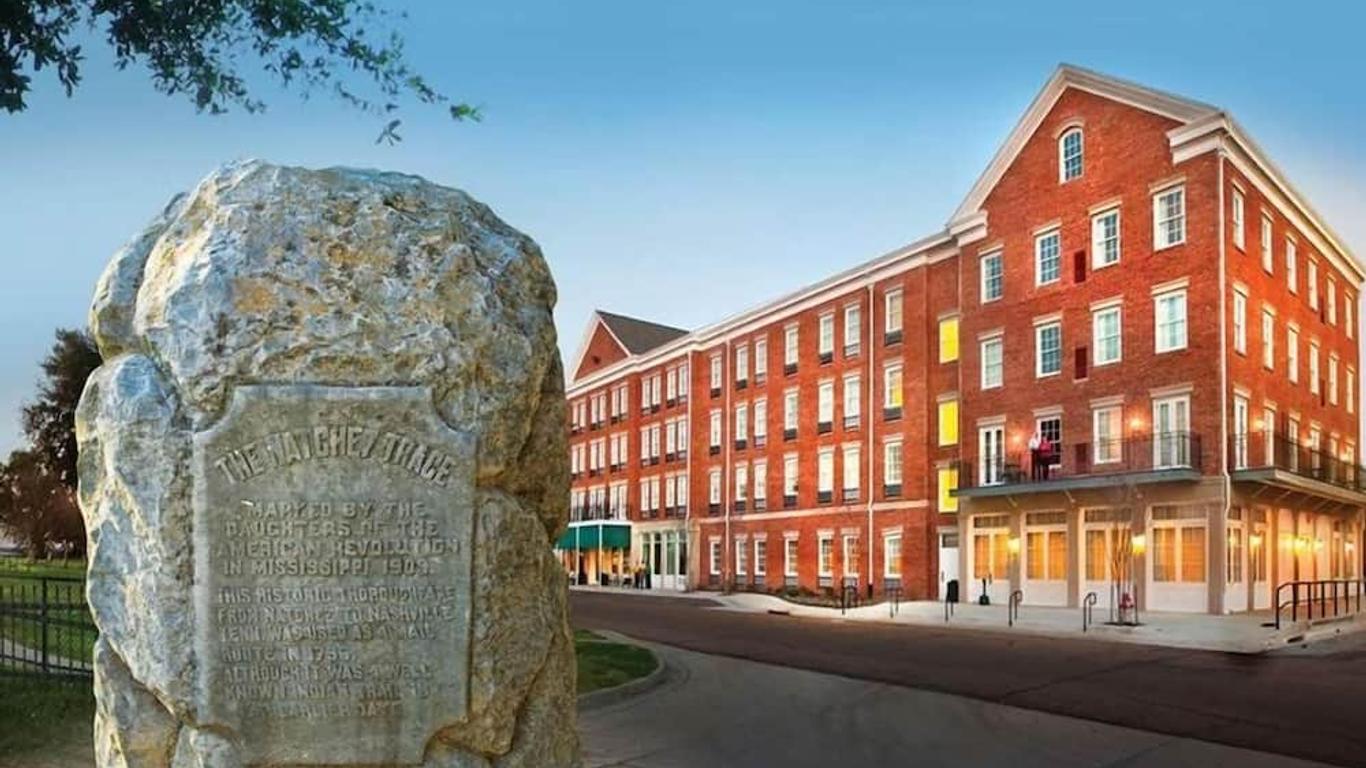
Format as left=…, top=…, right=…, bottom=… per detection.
left=0, top=450, right=84, bottom=559
left=22, top=328, right=101, bottom=490
left=1, top=1, right=478, bottom=135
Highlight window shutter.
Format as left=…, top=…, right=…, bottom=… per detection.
left=1073, top=250, right=1087, bottom=283
left=1074, top=345, right=1089, bottom=380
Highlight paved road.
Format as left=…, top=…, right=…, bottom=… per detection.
left=570, top=592, right=1366, bottom=767
left=580, top=643, right=1327, bottom=768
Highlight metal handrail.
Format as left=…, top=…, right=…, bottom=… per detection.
left=943, top=597, right=954, bottom=623
left=1008, top=590, right=1023, bottom=627
left=1273, top=579, right=1365, bottom=629
left=1082, top=591, right=1098, bottom=632
left=886, top=585, right=903, bottom=617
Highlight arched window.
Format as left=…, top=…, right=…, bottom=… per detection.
left=1059, top=127, right=1084, bottom=182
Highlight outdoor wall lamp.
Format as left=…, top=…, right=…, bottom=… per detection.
left=1006, top=536, right=1021, bottom=555
left=1130, top=534, right=1146, bottom=556
left=1249, top=533, right=1264, bottom=549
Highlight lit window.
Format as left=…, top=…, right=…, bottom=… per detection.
left=1154, top=288, right=1187, bottom=353
left=1093, top=406, right=1121, bottom=464
left=1059, top=127, right=1083, bottom=182
left=1035, top=229, right=1061, bottom=285
left=884, top=363, right=903, bottom=410
left=884, top=533, right=903, bottom=577
left=981, top=337, right=1004, bottom=389
left=981, top=250, right=1003, bottom=302
left=1328, top=279, right=1338, bottom=325
left=1035, top=321, right=1062, bottom=377
left=1153, top=186, right=1186, bottom=249
left=937, top=467, right=958, bottom=512
left=1091, top=207, right=1121, bottom=268
left=1093, top=305, right=1121, bottom=366
left=1309, top=343, right=1321, bottom=395
left=938, top=399, right=959, bottom=447
left=939, top=316, right=960, bottom=363
left=884, top=290, right=903, bottom=338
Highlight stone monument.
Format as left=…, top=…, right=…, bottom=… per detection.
left=76, top=161, right=579, bottom=767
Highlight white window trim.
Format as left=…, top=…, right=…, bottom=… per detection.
left=1092, top=305, right=1122, bottom=366
left=1152, top=184, right=1187, bottom=251
left=1059, top=126, right=1083, bottom=183
left=980, top=249, right=1004, bottom=304
left=1090, top=206, right=1121, bottom=270
left=1034, top=228, right=1061, bottom=287
left=980, top=335, right=1004, bottom=390
left=1154, top=288, right=1188, bottom=354
left=1034, top=321, right=1062, bottom=378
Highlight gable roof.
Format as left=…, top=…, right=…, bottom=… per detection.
left=948, top=63, right=1362, bottom=281
left=951, top=64, right=1219, bottom=223
left=596, top=310, right=689, bottom=354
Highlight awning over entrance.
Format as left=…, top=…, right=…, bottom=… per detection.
left=555, top=523, right=631, bottom=551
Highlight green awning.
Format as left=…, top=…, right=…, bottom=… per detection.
left=555, top=523, right=631, bottom=551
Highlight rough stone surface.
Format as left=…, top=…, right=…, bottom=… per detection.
left=77, top=160, right=577, bottom=767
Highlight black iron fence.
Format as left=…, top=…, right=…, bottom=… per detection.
left=1273, top=579, right=1365, bottom=629
left=0, top=575, right=95, bottom=679
left=956, top=432, right=1203, bottom=490
left=1230, top=432, right=1366, bottom=494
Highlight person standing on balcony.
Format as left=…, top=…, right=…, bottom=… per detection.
left=1028, top=431, right=1042, bottom=481
left=1038, top=433, right=1053, bottom=481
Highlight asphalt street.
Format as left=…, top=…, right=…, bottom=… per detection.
left=570, top=591, right=1366, bottom=767
left=579, top=642, right=1329, bottom=768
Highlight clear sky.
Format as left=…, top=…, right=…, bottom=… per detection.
left=1, top=0, right=1364, bottom=455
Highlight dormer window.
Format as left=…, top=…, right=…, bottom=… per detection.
left=1059, top=127, right=1084, bottom=182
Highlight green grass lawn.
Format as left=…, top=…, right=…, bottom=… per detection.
left=0, top=558, right=94, bottom=667
left=0, top=677, right=95, bottom=767
left=575, top=631, right=658, bottom=695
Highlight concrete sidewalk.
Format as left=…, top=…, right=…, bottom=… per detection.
left=570, top=585, right=1364, bottom=653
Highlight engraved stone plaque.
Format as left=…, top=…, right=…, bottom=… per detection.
left=193, top=385, right=475, bottom=766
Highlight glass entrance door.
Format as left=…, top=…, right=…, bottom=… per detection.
left=979, top=425, right=1005, bottom=485
left=1153, top=395, right=1190, bottom=468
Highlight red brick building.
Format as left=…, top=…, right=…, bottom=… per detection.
left=560, top=66, right=1364, bottom=614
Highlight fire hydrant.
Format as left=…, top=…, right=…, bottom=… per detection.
left=1118, top=591, right=1135, bottom=624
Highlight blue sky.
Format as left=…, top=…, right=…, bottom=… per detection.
left=1, top=0, right=1364, bottom=454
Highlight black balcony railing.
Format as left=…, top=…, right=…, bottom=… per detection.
left=569, top=503, right=630, bottom=522
left=955, top=432, right=1203, bottom=490
left=1230, top=431, right=1366, bottom=494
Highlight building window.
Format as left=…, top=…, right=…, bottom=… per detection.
left=817, top=449, right=834, bottom=504
left=884, top=533, right=903, bottom=577
left=1093, top=406, right=1121, bottom=464
left=753, top=399, right=767, bottom=443
left=1287, top=326, right=1299, bottom=383
left=1093, top=305, right=1121, bottom=366
left=933, top=316, right=959, bottom=364
left=1328, top=279, right=1338, bottom=325
left=1091, top=207, right=1121, bottom=268
left=884, top=290, right=903, bottom=343
left=1260, top=215, right=1273, bottom=274
left=1309, top=260, right=1320, bottom=311
left=818, top=535, right=834, bottom=577
left=842, top=445, right=860, bottom=500
left=817, top=380, right=834, bottom=431
left=754, top=338, right=767, bottom=380
left=818, top=313, right=835, bottom=360
left=1151, top=507, right=1206, bottom=583
left=1152, top=395, right=1191, bottom=469
left=938, top=398, right=959, bottom=447
left=753, top=461, right=766, bottom=504
left=735, top=346, right=749, bottom=385
left=842, top=535, right=859, bottom=577
left=708, top=469, right=721, bottom=505
left=1329, top=355, right=1340, bottom=406
left=883, top=363, right=903, bottom=418
left=1349, top=369, right=1357, bottom=415
left=980, top=336, right=1004, bottom=389
left=1231, top=188, right=1245, bottom=251
left=1347, top=297, right=1355, bottom=340
left=843, top=374, right=861, bottom=428
left=785, top=537, right=799, bottom=577
left=1262, top=309, right=1275, bottom=370
left=1310, top=343, right=1321, bottom=395
left=884, top=440, right=903, bottom=494
left=844, top=304, right=861, bottom=355
left=709, top=355, right=722, bottom=394
left=1154, top=288, right=1187, bottom=353
left=784, top=325, right=799, bottom=371
left=709, top=411, right=721, bottom=451
left=981, top=250, right=1003, bottom=303
left=1059, top=127, right=1083, bottom=182
left=1232, top=290, right=1247, bottom=355
left=734, top=404, right=748, bottom=447
left=734, top=465, right=748, bottom=505
left=937, top=466, right=958, bottom=512
left=754, top=539, right=767, bottom=577
left=1035, top=229, right=1061, bottom=286
left=1035, top=321, right=1062, bottom=377
left=1153, top=185, right=1186, bottom=250
left=783, top=390, right=798, bottom=437
left=783, top=454, right=798, bottom=504
left=709, top=539, right=721, bottom=576
left=1285, top=235, right=1297, bottom=292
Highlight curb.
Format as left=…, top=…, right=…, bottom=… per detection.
left=575, top=634, right=669, bottom=712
